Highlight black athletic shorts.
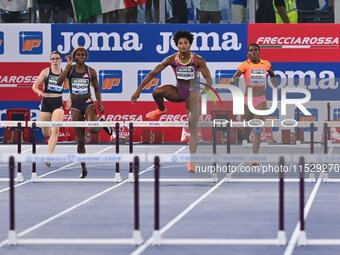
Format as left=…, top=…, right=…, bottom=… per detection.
left=41, top=97, right=64, bottom=113
left=71, top=97, right=95, bottom=115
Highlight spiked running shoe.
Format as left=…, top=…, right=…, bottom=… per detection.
left=187, top=161, right=195, bottom=173
left=146, top=108, right=167, bottom=120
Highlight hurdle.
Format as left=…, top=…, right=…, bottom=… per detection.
left=4, top=120, right=339, bottom=184
left=0, top=121, right=25, bottom=183
left=151, top=155, right=287, bottom=246
left=6, top=155, right=143, bottom=246
left=326, top=101, right=340, bottom=148
left=240, top=109, right=318, bottom=149
left=298, top=155, right=340, bottom=246
left=220, top=122, right=318, bottom=183
left=28, top=121, right=128, bottom=183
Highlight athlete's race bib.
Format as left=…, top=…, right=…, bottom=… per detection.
left=176, top=66, right=195, bottom=80
left=47, top=75, right=63, bottom=92
left=71, top=78, right=89, bottom=94
left=250, top=69, right=266, bottom=85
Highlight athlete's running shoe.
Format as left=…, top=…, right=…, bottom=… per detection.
left=99, top=118, right=113, bottom=136
left=146, top=108, right=167, bottom=120
left=79, top=170, right=88, bottom=179
left=187, top=161, right=195, bottom=173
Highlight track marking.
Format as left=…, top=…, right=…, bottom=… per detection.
left=131, top=178, right=226, bottom=255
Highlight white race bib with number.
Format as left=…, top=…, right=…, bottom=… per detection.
left=176, top=66, right=195, bottom=80
left=71, top=78, right=89, bottom=94
left=47, top=75, right=63, bottom=92
left=250, top=69, right=266, bottom=84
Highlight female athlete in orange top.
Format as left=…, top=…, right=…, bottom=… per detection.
left=230, top=43, right=277, bottom=158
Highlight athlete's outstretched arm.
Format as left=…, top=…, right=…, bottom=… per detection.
left=32, top=68, right=48, bottom=97
left=131, top=56, right=173, bottom=103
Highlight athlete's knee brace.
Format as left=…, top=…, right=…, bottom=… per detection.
left=254, top=127, right=262, bottom=134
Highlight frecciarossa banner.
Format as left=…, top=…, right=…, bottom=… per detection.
left=248, top=24, right=340, bottom=62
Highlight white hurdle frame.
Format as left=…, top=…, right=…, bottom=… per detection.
left=7, top=155, right=143, bottom=246
left=151, top=156, right=287, bottom=246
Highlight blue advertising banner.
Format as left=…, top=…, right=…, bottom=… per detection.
left=51, top=24, right=247, bottom=62
left=266, top=62, right=340, bottom=101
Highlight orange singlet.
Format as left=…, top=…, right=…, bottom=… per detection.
left=237, top=59, right=271, bottom=108
left=237, top=59, right=271, bottom=87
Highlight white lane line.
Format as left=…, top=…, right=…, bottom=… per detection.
left=284, top=147, right=333, bottom=255
left=0, top=146, right=113, bottom=193
left=131, top=178, right=227, bottom=255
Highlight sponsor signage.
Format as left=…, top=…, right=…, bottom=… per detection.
left=52, top=24, right=247, bottom=62
left=0, top=32, right=3, bottom=54
left=138, top=70, right=161, bottom=93
left=19, top=31, right=43, bottom=55
left=0, top=62, right=49, bottom=101
left=98, top=70, right=122, bottom=93
left=248, top=24, right=340, bottom=62
left=266, top=62, right=340, bottom=101
left=333, top=108, right=340, bottom=121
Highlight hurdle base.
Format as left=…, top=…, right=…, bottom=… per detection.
left=31, top=173, right=38, bottom=183
left=152, top=230, right=162, bottom=246
left=305, top=239, right=340, bottom=245
left=308, top=172, right=316, bottom=183
left=211, top=172, right=218, bottom=183
left=128, top=172, right=134, bottom=183
left=322, top=172, right=329, bottom=183
left=277, top=230, right=286, bottom=246
left=242, top=140, right=248, bottom=147
left=8, top=230, right=17, bottom=245
left=114, top=172, right=122, bottom=183
left=298, top=231, right=307, bottom=246
left=226, top=172, right=232, bottom=183
left=16, top=172, right=24, bottom=183
left=132, top=230, right=143, bottom=245
left=159, top=238, right=282, bottom=246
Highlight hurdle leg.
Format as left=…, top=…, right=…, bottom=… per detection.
left=277, top=156, right=286, bottom=246
left=225, top=123, right=232, bottom=183
left=152, top=156, right=162, bottom=245
left=128, top=122, right=134, bottom=183
left=114, top=122, right=122, bottom=182
left=308, top=123, right=315, bottom=183
left=8, top=156, right=17, bottom=245
left=132, top=156, right=143, bottom=245
left=298, top=156, right=307, bottom=246
left=31, top=122, right=38, bottom=183
left=16, top=122, right=24, bottom=183
left=211, top=126, right=218, bottom=183
left=322, top=123, right=329, bottom=183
